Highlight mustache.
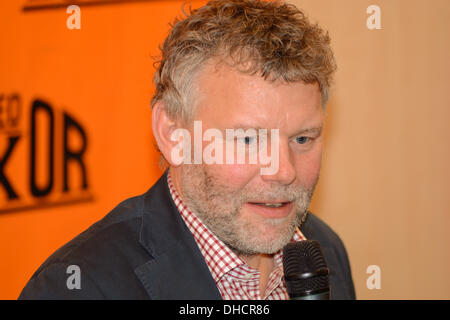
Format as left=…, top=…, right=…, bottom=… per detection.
left=236, top=185, right=313, bottom=204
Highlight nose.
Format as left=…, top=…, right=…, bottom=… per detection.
left=260, top=140, right=296, bottom=186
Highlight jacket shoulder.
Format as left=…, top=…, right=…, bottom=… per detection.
left=19, top=194, right=150, bottom=299
left=302, top=213, right=344, bottom=246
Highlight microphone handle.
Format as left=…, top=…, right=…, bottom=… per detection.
left=290, top=291, right=330, bottom=300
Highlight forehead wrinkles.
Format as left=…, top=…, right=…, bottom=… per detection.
left=192, top=62, right=322, bottom=134
left=193, top=59, right=279, bottom=105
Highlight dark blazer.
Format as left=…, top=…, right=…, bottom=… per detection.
left=19, top=171, right=356, bottom=300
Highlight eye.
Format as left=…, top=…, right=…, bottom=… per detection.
left=240, top=136, right=257, bottom=145
left=295, top=136, right=310, bottom=144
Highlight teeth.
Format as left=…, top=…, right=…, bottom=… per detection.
left=261, top=203, right=284, bottom=208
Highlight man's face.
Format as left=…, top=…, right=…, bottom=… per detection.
left=177, top=61, right=324, bottom=256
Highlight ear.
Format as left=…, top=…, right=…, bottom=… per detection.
left=152, top=101, right=182, bottom=167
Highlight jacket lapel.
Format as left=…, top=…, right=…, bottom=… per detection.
left=134, top=171, right=222, bottom=300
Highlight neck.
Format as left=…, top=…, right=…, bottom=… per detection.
left=239, top=253, right=275, bottom=297
left=169, top=167, right=184, bottom=198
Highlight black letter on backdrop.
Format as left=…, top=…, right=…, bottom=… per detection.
left=0, top=136, right=20, bottom=199
left=63, top=112, right=88, bottom=192
left=30, top=99, right=54, bottom=197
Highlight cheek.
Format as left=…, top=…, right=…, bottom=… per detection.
left=204, top=163, right=259, bottom=190
left=294, top=145, right=323, bottom=188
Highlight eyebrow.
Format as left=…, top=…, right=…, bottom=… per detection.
left=225, top=124, right=323, bottom=137
left=293, top=126, right=323, bottom=136
left=227, top=126, right=264, bottom=132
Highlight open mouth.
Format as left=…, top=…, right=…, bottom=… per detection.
left=245, top=201, right=294, bottom=219
left=248, top=202, right=290, bottom=208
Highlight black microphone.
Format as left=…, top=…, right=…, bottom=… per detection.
left=282, top=240, right=330, bottom=300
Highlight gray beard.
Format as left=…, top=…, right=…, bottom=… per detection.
left=179, top=165, right=316, bottom=256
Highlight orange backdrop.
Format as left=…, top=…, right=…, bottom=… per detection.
left=0, top=0, right=206, bottom=299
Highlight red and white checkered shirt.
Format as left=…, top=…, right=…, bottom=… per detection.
left=167, top=171, right=306, bottom=300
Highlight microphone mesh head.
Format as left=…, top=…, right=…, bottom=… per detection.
left=282, top=240, right=329, bottom=297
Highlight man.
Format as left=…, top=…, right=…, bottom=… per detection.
left=20, top=0, right=356, bottom=299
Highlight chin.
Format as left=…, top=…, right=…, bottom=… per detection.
left=240, top=219, right=296, bottom=254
